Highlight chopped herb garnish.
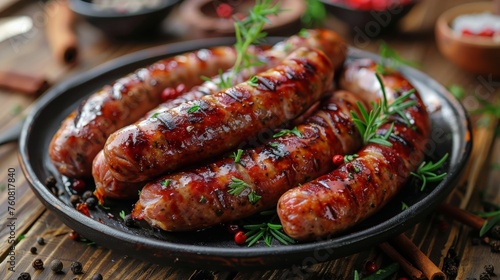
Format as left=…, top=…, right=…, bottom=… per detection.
left=137, top=190, right=141, bottom=196
left=401, top=202, right=409, bottom=210
left=199, top=195, right=207, bottom=203
left=268, top=142, right=279, bottom=148
left=344, top=154, right=359, bottom=163
left=243, top=210, right=295, bottom=247
left=187, top=105, right=201, bottom=113
left=377, top=41, right=419, bottom=74
left=150, top=112, right=160, bottom=119
left=248, top=76, right=259, bottom=87
left=350, top=73, right=416, bottom=147
left=411, top=153, right=449, bottom=191
left=248, top=191, right=262, bottom=204
left=228, top=177, right=250, bottom=196
left=119, top=210, right=126, bottom=221
left=273, top=126, right=302, bottom=138
left=161, top=179, right=172, bottom=188
left=230, top=149, right=244, bottom=163
left=298, top=28, right=309, bottom=38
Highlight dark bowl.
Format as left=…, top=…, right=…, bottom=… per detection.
left=320, top=0, right=417, bottom=35
left=69, top=0, right=180, bottom=38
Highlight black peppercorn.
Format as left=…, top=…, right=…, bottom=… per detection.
left=124, top=214, right=138, bottom=228
left=92, top=273, right=103, bottom=280
left=480, top=272, right=491, bottom=280
left=36, top=237, right=45, bottom=245
left=484, top=264, right=494, bottom=275
left=490, top=241, right=500, bottom=252
left=70, top=261, right=83, bottom=274
left=32, top=258, right=44, bottom=270
left=70, top=195, right=82, bottom=207
left=17, top=272, right=30, bottom=280
left=444, top=264, right=458, bottom=277
left=490, top=225, right=500, bottom=240
left=85, top=196, right=98, bottom=210
left=82, top=190, right=94, bottom=201
left=30, top=247, right=37, bottom=254
left=50, top=259, right=63, bottom=273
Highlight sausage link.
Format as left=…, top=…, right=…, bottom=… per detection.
left=49, top=46, right=239, bottom=178
left=93, top=29, right=348, bottom=202
left=131, top=90, right=365, bottom=231
left=277, top=60, right=431, bottom=241
left=104, top=47, right=335, bottom=183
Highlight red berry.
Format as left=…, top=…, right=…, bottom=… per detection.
left=332, top=155, right=344, bottom=166
left=71, top=179, right=86, bottom=193
left=365, top=260, right=378, bottom=275
left=461, top=29, right=474, bottom=36
left=234, top=231, right=247, bottom=245
left=478, top=28, right=494, bottom=37
left=68, top=230, right=80, bottom=241
left=216, top=3, right=233, bottom=19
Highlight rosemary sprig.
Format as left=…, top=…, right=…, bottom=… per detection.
left=411, top=153, right=449, bottom=191
left=230, top=149, right=244, bottom=163
left=243, top=210, right=295, bottom=247
left=228, top=177, right=249, bottom=196
left=119, top=210, right=126, bottom=220
left=475, top=209, right=500, bottom=237
left=350, top=73, right=416, bottom=146
left=376, top=41, right=419, bottom=74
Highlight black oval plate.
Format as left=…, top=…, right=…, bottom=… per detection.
left=19, top=37, right=472, bottom=270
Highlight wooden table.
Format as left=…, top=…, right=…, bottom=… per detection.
left=0, top=0, right=499, bottom=279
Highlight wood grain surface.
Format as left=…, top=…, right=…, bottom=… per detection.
left=0, top=0, right=499, bottom=279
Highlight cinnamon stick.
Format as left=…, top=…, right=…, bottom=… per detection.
left=438, top=203, right=485, bottom=230
left=392, top=234, right=446, bottom=280
left=0, top=70, right=49, bottom=96
left=378, top=242, right=425, bottom=280
left=45, top=0, right=78, bottom=64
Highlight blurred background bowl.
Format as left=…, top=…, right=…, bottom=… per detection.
left=435, top=1, right=500, bottom=76
left=69, top=0, right=180, bottom=39
left=320, top=0, right=417, bottom=34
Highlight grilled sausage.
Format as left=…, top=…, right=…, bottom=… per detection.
left=277, top=60, right=431, bottom=241
left=104, top=47, right=336, bottom=183
left=131, top=90, right=366, bottom=231
left=93, top=29, right=348, bottom=202
left=49, top=46, right=239, bottom=178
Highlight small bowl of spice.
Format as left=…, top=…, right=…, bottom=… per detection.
left=69, top=0, right=180, bottom=38
left=435, top=1, right=500, bottom=76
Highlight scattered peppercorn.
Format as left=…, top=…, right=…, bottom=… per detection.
left=364, top=260, right=378, bottom=275
left=30, top=247, right=37, bottom=254
left=490, top=225, right=500, bottom=240
left=484, top=264, right=494, bottom=275
left=32, top=258, right=44, bottom=270
left=234, top=231, right=247, bottom=245
left=70, top=261, right=83, bottom=274
left=490, top=240, right=500, bottom=253
left=86, top=196, right=98, bottom=210
left=479, top=272, right=491, bottom=280
left=82, top=190, right=94, bottom=201
left=227, top=224, right=240, bottom=234
left=70, top=195, right=82, bottom=207
left=50, top=259, right=63, bottom=273
left=17, top=272, right=30, bottom=280
left=124, top=214, right=138, bottom=228
left=69, top=230, right=80, bottom=241
left=36, top=237, right=45, bottom=245
left=91, top=273, right=103, bottom=280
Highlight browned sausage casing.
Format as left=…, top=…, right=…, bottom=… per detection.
left=49, top=46, right=239, bottom=178
left=132, top=90, right=365, bottom=231
left=104, top=47, right=335, bottom=183
left=277, top=60, right=431, bottom=241
left=93, top=29, right=348, bottom=202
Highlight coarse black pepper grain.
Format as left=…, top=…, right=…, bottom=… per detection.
left=490, top=225, right=500, bottom=240
left=70, top=194, right=82, bottom=207
left=91, top=273, right=103, bottom=280
left=82, top=190, right=94, bottom=201
left=70, top=261, right=83, bottom=274
left=36, top=237, right=45, bottom=245
left=490, top=240, right=500, bottom=252
left=50, top=259, right=63, bottom=273
left=479, top=272, right=491, bottom=280
left=17, top=272, right=30, bottom=280
left=86, top=197, right=98, bottom=210
left=30, top=246, right=37, bottom=254
left=484, top=264, right=494, bottom=275
left=32, top=258, right=44, bottom=270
